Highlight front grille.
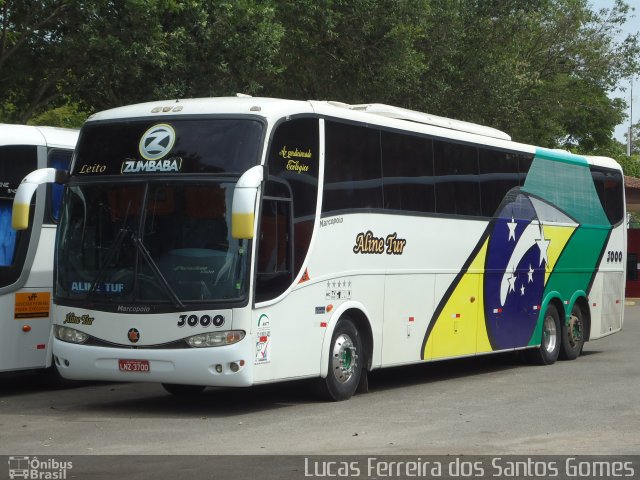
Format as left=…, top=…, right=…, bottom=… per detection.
left=82, top=336, right=190, bottom=349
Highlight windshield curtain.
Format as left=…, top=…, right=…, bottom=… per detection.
left=0, top=200, right=16, bottom=266
left=56, top=181, right=248, bottom=306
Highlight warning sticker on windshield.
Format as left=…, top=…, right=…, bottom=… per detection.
left=14, top=292, right=51, bottom=319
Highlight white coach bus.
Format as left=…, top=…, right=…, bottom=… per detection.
left=1, top=124, right=77, bottom=375
left=12, top=98, right=625, bottom=400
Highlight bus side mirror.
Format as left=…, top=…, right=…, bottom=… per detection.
left=231, top=165, right=264, bottom=239
left=12, top=168, right=68, bottom=230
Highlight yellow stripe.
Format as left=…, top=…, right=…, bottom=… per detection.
left=425, top=238, right=491, bottom=359
left=543, top=225, right=575, bottom=284
left=231, top=212, right=255, bottom=239
left=11, top=203, right=30, bottom=230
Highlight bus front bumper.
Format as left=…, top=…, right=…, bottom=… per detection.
left=52, top=336, right=254, bottom=387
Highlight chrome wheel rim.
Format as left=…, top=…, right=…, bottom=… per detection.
left=331, top=333, right=358, bottom=384
left=542, top=314, right=557, bottom=353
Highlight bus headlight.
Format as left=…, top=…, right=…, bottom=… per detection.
left=54, top=325, right=89, bottom=344
left=186, top=330, right=245, bottom=348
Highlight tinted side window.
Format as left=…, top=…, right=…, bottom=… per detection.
left=323, top=121, right=383, bottom=214
left=478, top=148, right=519, bottom=217
left=591, top=167, right=624, bottom=225
left=47, top=149, right=73, bottom=224
left=517, top=154, right=533, bottom=184
left=256, top=117, right=319, bottom=302
left=381, top=130, right=435, bottom=213
left=0, top=145, right=37, bottom=281
left=433, top=141, right=480, bottom=216
left=74, top=119, right=263, bottom=176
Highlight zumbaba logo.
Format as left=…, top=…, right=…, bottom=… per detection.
left=139, top=124, right=175, bottom=160
left=121, top=123, right=182, bottom=173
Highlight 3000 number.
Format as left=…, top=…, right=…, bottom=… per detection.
left=606, top=250, right=623, bottom=263
left=177, top=314, right=225, bottom=328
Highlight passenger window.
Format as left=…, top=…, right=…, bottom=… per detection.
left=591, top=167, right=624, bottom=225
left=478, top=148, right=519, bottom=217
left=47, top=149, right=73, bottom=224
left=433, top=141, right=481, bottom=216
left=323, top=121, right=383, bottom=214
left=381, top=130, right=435, bottom=213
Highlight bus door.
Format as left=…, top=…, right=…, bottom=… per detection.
left=0, top=144, right=41, bottom=370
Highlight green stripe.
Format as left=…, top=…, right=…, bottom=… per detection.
left=528, top=226, right=610, bottom=346
left=534, top=147, right=588, bottom=166
left=523, top=150, right=609, bottom=226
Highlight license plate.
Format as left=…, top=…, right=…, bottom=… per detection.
left=118, top=359, right=150, bottom=372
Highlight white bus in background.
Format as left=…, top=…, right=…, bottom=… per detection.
left=12, top=98, right=625, bottom=400
left=0, top=125, right=78, bottom=378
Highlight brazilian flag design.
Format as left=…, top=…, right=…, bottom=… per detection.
left=421, top=148, right=612, bottom=360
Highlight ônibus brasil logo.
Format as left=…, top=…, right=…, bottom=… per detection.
left=121, top=123, right=181, bottom=173
left=8, top=456, right=73, bottom=479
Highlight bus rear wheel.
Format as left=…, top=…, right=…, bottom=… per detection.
left=526, top=304, right=561, bottom=365
left=560, top=304, right=585, bottom=360
left=162, top=384, right=206, bottom=396
left=317, top=317, right=363, bottom=401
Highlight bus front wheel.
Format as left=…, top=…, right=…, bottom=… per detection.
left=560, top=304, right=585, bottom=360
left=318, top=317, right=363, bottom=401
left=526, top=304, right=561, bottom=365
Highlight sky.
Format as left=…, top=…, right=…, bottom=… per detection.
left=590, top=0, right=640, bottom=143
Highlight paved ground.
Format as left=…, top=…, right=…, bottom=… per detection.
left=1, top=306, right=639, bottom=457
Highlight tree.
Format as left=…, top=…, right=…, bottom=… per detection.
left=412, top=0, right=638, bottom=152
left=626, top=121, right=640, bottom=155
left=0, top=0, right=77, bottom=122
left=27, top=102, right=87, bottom=129
left=0, top=0, right=284, bottom=123
left=266, top=0, right=639, bottom=154
left=267, top=0, right=429, bottom=106
left=2, top=0, right=638, bottom=160
left=68, top=0, right=284, bottom=107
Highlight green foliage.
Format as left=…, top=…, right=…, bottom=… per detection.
left=27, top=103, right=88, bottom=128
left=1, top=0, right=638, bottom=158
left=625, top=121, right=640, bottom=155
left=0, top=0, right=283, bottom=120
left=267, top=0, right=429, bottom=105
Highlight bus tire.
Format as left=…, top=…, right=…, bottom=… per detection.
left=526, top=304, right=561, bottom=365
left=162, top=384, right=206, bottom=396
left=317, top=317, right=363, bottom=401
left=560, top=304, right=585, bottom=360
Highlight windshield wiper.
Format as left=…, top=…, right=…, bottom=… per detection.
left=131, top=234, right=184, bottom=309
left=86, top=225, right=130, bottom=301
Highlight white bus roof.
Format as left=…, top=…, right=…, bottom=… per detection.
left=87, top=97, right=315, bottom=122
left=88, top=96, right=511, bottom=139
left=87, top=96, right=531, bottom=151
left=330, top=102, right=512, bottom=141
left=583, top=155, right=623, bottom=170
left=84, top=97, right=622, bottom=170
left=0, top=124, right=78, bottom=149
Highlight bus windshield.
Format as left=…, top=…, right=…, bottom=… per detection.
left=0, top=145, right=37, bottom=283
left=55, top=180, right=249, bottom=307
